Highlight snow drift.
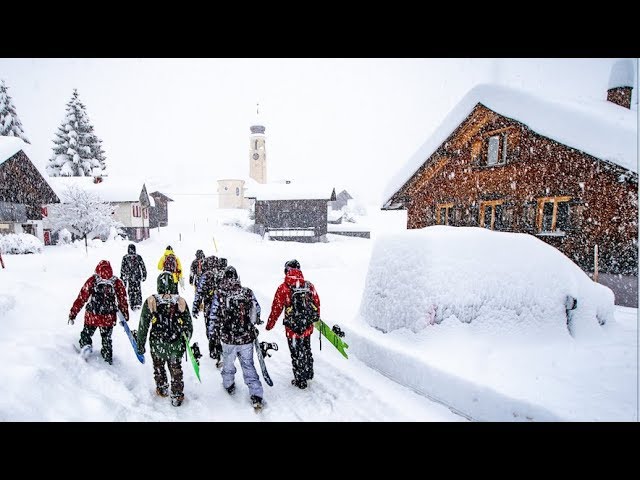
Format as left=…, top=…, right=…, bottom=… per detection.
left=360, top=226, right=614, bottom=340
left=0, top=233, right=43, bottom=255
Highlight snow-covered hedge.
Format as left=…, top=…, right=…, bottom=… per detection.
left=359, top=226, right=614, bottom=339
left=0, top=233, right=43, bottom=254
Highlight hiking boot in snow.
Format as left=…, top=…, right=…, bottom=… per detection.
left=156, top=385, right=169, bottom=397
left=291, top=379, right=307, bottom=389
left=251, top=395, right=263, bottom=409
left=226, top=383, right=236, bottom=395
left=171, top=394, right=184, bottom=407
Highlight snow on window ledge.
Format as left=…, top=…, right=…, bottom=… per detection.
left=536, top=231, right=566, bottom=237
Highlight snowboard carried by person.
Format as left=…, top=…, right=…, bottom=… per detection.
left=120, top=243, right=147, bottom=310
left=266, top=259, right=320, bottom=390
left=210, top=266, right=265, bottom=410
left=68, top=260, right=130, bottom=365
left=314, top=319, right=349, bottom=359
left=136, top=272, right=193, bottom=407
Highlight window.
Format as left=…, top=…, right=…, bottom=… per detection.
left=132, top=205, right=141, bottom=217
left=436, top=203, right=454, bottom=225
left=235, top=187, right=240, bottom=196
left=536, top=196, right=571, bottom=234
left=484, top=131, right=509, bottom=166
left=143, top=208, right=148, bottom=219
left=480, top=200, right=504, bottom=230
left=41, top=206, right=48, bottom=217
left=255, top=140, right=258, bottom=150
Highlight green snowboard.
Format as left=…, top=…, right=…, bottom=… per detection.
left=183, top=332, right=201, bottom=382
left=314, top=319, right=349, bottom=359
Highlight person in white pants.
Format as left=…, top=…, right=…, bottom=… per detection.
left=209, top=266, right=264, bottom=408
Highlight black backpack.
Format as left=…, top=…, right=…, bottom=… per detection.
left=152, top=294, right=185, bottom=343
left=163, top=254, right=178, bottom=274
left=219, top=285, right=254, bottom=344
left=284, top=282, right=319, bottom=335
left=88, top=274, right=118, bottom=315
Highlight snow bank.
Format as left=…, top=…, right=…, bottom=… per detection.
left=360, top=226, right=614, bottom=340
left=0, top=233, right=43, bottom=254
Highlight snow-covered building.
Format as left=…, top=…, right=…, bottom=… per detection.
left=45, top=175, right=152, bottom=243
left=245, top=181, right=336, bottom=242
left=382, top=73, right=638, bottom=306
left=149, top=191, right=173, bottom=228
left=329, top=189, right=353, bottom=211
left=0, top=137, right=59, bottom=243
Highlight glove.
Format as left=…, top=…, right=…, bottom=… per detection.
left=68, top=316, right=75, bottom=325
left=137, top=344, right=145, bottom=355
left=193, top=309, right=199, bottom=319
left=142, top=277, right=146, bottom=282
left=256, top=316, right=264, bottom=325
left=253, top=326, right=259, bottom=337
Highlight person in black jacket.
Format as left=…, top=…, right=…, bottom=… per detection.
left=120, top=243, right=147, bottom=310
left=189, top=249, right=206, bottom=290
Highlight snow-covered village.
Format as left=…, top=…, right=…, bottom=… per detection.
left=0, top=58, right=637, bottom=422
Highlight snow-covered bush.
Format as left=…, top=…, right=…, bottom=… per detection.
left=359, top=226, right=614, bottom=339
left=57, top=228, right=72, bottom=244
left=0, top=233, right=43, bottom=254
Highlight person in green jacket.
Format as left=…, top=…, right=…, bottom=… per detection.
left=136, top=272, right=193, bottom=407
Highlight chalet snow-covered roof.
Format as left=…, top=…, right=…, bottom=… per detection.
left=0, top=136, right=29, bottom=166
left=48, top=176, right=148, bottom=203
left=244, top=179, right=334, bottom=201
left=383, top=83, right=638, bottom=204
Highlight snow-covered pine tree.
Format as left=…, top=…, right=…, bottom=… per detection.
left=47, top=89, right=106, bottom=177
left=47, top=185, right=123, bottom=253
left=0, top=79, right=30, bottom=143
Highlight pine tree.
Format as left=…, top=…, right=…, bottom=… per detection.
left=0, top=79, right=30, bottom=143
left=47, top=89, right=106, bottom=177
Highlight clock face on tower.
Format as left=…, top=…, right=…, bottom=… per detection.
left=252, top=153, right=259, bottom=160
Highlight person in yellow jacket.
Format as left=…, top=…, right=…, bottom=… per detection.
left=157, top=245, right=184, bottom=290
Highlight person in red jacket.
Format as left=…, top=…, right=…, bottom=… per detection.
left=266, top=259, right=320, bottom=389
left=68, top=260, right=130, bottom=364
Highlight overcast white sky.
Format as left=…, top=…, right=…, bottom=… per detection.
left=1, top=58, right=637, bottom=204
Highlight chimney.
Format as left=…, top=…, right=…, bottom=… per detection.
left=607, top=59, right=635, bottom=109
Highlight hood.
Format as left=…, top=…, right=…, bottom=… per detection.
left=128, top=244, right=136, bottom=254
left=203, top=256, right=218, bottom=272
left=219, top=277, right=241, bottom=292
left=95, top=260, right=114, bottom=279
left=196, top=249, right=205, bottom=259
left=157, top=272, right=175, bottom=294
left=284, top=268, right=305, bottom=287
left=163, top=248, right=174, bottom=257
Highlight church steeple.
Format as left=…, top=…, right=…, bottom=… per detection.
left=249, top=103, right=267, bottom=183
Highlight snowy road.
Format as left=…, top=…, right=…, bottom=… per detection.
left=0, top=199, right=464, bottom=421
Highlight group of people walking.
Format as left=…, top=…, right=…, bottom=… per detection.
left=67, top=243, right=321, bottom=409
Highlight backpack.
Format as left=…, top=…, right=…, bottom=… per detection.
left=283, top=281, right=319, bottom=335
left=218, top=285, right=255, bottom=344
left=152, top=294, right=185, bottom=343
left=88, top=274, right=118, bottom=315
left=163, top=254, right=178, bottom=274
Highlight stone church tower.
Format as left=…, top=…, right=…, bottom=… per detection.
left=249, top=108, right=267, bottom=184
